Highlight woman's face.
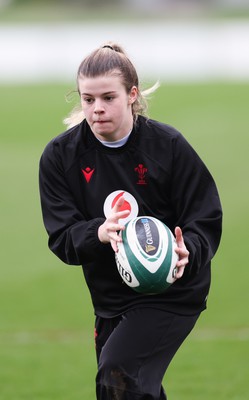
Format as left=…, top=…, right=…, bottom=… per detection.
left=78, top=73, right=137, bottom=142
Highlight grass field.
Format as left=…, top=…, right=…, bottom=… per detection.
left=0, top=82, right=248, bottom=399
left=1, top=1, right=249, bottom=23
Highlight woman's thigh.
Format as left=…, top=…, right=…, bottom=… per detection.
left=96, top=308, right=199, bottom=398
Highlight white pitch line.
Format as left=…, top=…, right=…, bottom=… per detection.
left=1, top=328, right=249, bottom=344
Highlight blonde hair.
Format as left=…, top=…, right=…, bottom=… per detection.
left=63, top=42, right=159, bottom=129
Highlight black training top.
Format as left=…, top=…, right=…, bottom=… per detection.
left=39, top=115, right=222, bottom=317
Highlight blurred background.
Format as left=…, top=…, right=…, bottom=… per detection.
left=1, top=0, right=249, bottom=83
left=0, top=1, right=248, bottom=399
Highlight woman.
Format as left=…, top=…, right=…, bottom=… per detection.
left=39, top=43, right=222, bottom=399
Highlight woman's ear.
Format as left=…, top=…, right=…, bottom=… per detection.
left=128, top=86, right=138, bottom=104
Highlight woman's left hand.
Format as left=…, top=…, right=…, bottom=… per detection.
left=174, top=226, right=189, bottom=279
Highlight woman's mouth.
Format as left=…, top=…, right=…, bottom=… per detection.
left=94, top=120, right=110, bottom=125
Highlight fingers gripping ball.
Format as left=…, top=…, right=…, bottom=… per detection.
left=115, top=216, right=179, bottom=294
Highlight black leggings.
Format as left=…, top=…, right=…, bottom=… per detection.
left=95, top=308, right=200, bottom=400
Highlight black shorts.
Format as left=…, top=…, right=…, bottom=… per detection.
left=95, top=307, right=200, bottom=400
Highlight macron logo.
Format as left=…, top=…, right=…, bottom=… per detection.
left=81, top=167, right=95, bottom=183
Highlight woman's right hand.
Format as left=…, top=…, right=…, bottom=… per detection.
left=98, top=196, right=130, bottom=252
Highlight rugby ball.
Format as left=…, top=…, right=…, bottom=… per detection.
left=115, top=216, right=178, bottom=294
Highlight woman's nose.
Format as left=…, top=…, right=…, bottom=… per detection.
left=94, top=100, right=104, bottom=113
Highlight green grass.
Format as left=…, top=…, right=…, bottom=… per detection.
left=1, top=1, right=249, bottom=23
left=0, top=82, right=248, bottom=399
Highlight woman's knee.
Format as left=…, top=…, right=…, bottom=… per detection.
left=97, top=349, right=127, bottom=387
left=97, top=358, right=163, bottom=399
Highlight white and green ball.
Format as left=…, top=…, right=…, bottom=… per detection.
left=115, top=216, right=179, bottom=294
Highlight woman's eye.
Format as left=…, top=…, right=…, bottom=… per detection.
left=83, top=97, right=94, bottom=104
left=105, top=96, right=114, bottom=101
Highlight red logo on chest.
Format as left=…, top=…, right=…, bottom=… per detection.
left=134, top=164, right=148, bottom=185
left=81, top=167, right=95, bottom=183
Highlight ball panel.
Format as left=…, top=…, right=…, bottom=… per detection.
left=135, top=217, right=160, bottom=256
left=166, top=229, right=179, bottom=284
left=115, top=240, right=140, bottom=289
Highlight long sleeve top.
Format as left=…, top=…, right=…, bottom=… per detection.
left=39, top=115, right=222, bottom=317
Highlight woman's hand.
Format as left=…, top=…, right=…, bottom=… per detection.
left=98, top=196, right=130, bottom=252
left=174, top=226, right=189, bottom=279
